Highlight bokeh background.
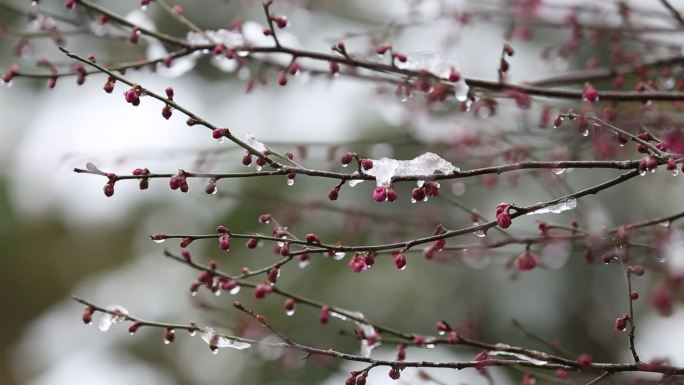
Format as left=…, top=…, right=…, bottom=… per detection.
left=1, top=1, right=684, bottom=384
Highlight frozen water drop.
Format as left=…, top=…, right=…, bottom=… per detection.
left=527, top=198, right=577, bottom=215
left=99, top=305, right=129, bottom=332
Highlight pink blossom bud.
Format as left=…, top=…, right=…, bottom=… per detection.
left=373, top=186, right=388, bottom=202
left=517, top=251, right=538, bottom=271
left=319, top=305, right=330, bottom=324
left=305, top=233, right=319, bottom=244
left=583, top=82, right=599, bottom=103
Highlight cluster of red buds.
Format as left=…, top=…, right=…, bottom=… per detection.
left=124, top=85, right=143, bottom=106
left=132, top=168, right=150, bottom=190
left=411, top=181, right=440, bottom=202
left=495, top=203, right=513, bottom=228
left=372, top=185, right=398, bottom=202
left=169, top=169, right=189, bottom=192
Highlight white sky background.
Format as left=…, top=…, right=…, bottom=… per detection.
left=3, top=0, right=684, bottom=384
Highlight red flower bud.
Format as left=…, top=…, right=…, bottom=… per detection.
left=319, top=305, right=330, bottom=324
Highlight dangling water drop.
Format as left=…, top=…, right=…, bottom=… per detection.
left=411, top=198, right=417, bottom=204
left=229, top=286, right=240, bottom=295
left=214, top=290, right=221, bottom=297
left=582, top=129, right=589, bottom=137
left=552, top=168, right=566, bottom=175
left=639, top=170, right=647, bottom=176
left=286, top=178, right=295, bottom=186
left=189, top=330, right=197, bottom=337
left=438, top=330, right=446, bottom=336
left=673, top=169, right=679, bottom=176
left=211, top=348, right=219, bottom=355
left=286, top=309, right=295, bottom=317
left=298, top=259, right=310, bottom=268
left=334, top=252, right=346, bottom=261
left=399, top=265, right=407, bottom=271
left=342, top=163, right=349, bottom=168
left=217, top=137, right=225, bottom=144
left=141, top=4, right=148, bottom=11
left=191, top=291, right=198, bottom=297
left=474, top=229, right=486, bottom=238
left=256, top=165, right=262, bottom=171
left=153, top=239, right=166, bottom=244
left=426, top=343, right=436, bottom=349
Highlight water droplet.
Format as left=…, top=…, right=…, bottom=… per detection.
left=425, top=343, right=436, bottom=349
left=256, top=165, right=262, bottom=171
left=474, top=230, right=486, bottom=238
left=552, top=168, right=566, bottom=175
left=411, top=198, right=417, bottom=204
left=348, top=179, right=364, bottom=187
left=673, top=169, right=680, bottom=176
left=399, top=265, right=407, bottom=271
left=416, top=180, right=425, bottom=187
left=438, top=330, right=445, bottom=336
left=334, top=252, right=346, bottom=261
left=229, top=286, right=240, bottom=295
left=639, top=170, right=647, bottom=176
left=214, top=290, right=221, bottom=296
left=298, top=259, right=310, bottom=268
left=582, top=129, right=589, bottom=137
left=286, top=178, right=294, bottom=186
left=286, top=309, right=295, bottom=316
left=141, top=4, right=148, bottom=11
left=211, top=348, right=219, bottom=355
left=153, top=239, right=166, bottom=244
left=189, top=330, right=197, bottom=337
left=164, top=339, right=172, bottom=345
left=217, top=137, right=225, bottom=144
left=342, top=163, right=349, bottom=168
left=191, top=291, right=198, bottom=297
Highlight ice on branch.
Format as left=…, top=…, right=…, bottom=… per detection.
left=397, top=53, right=458, bottom=78
left=364, top=152, right=459, bottom=186
left=186, top=30, right=245, bottom=48
left=199, top=327, right=251, bottom=351
left=98, top=305, right=129, bottom=332
left=489, top=350, right=548, bottom=365
left=244, top=134, right=267, bottom=153
left=330, top=310, right=379, bottom=357
left=527, top=198, right=577, bottom=215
